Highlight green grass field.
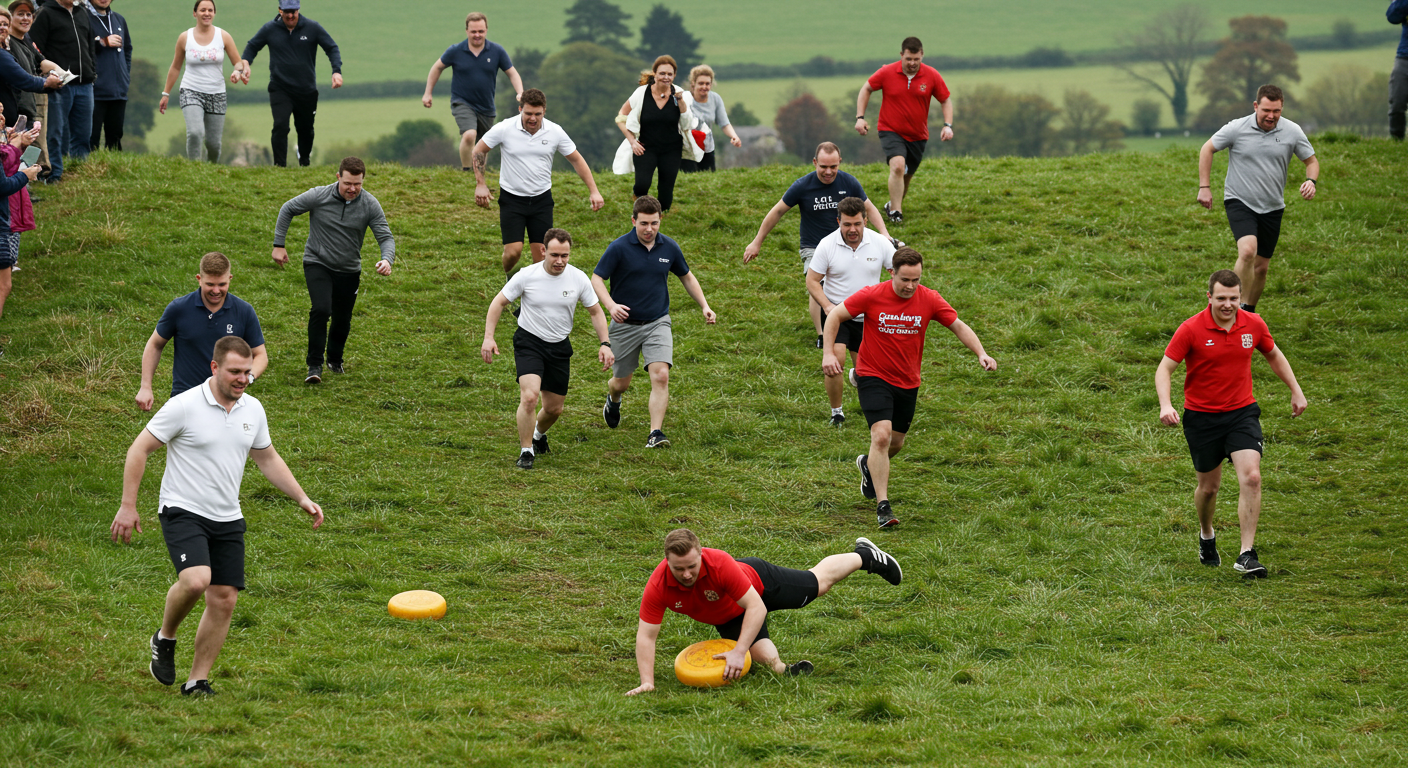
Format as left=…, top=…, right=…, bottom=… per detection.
left=121, top=0, right=1387, bottom=80
left=2, top=143, right=1406, bottom=766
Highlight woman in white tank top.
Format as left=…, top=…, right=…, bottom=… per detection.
left=158, top=0, right=248, bottom=162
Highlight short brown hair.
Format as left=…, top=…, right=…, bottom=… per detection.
left=837, top=196, right=866, bottom=218
left=338, top=156, right=366, bottom=177
left=664, top=528, right=700, bottom=558
left=193, top=0, right=215, bottom=12
left=520, top=88, right=546, bottom=108
left=543, top=228, right=572, bottom=247
left=8, top=1, right=36, bottom=14
left=901, top=37, right=923, bottom=54
left=465, top=12, right=486, bottom=27
left=814, top=141, right=841, bottom=160
left=1208, top=269, right=1241, bottom=294
left=212, top=335, right=252, bottom=366
left=633, top=196, right=662, bottom=218
left=199, top=252, right=231, bottom=276
left=1255, top=84, right=1284, bottom=104
left=893, top=246, right=923, bottom=268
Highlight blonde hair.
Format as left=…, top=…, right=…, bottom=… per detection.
left=664, top=528, right=700, bottom=558
left=688, top=64, right=714, bottom=87
left=465, top=12, right=486, bottom=27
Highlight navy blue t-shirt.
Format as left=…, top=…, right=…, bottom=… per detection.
left=780, top=171, right=868, bottom=249
left=154, top=292, right=265, bottom=396
left=592, top=230, right=690, bottom=325
left=440, top=40, right=512, bottom=116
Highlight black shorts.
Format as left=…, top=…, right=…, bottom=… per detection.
left=499, top=189, right=554, bottom=246
left=857, top=375, right=919, bottom=433
left=1224, top=199, right=1284, bottom=258
left=879, top=130, right=927, bottom=175
left=713, top=557, right=820, bottom=644
left=1182, top=402, right=1264, bottom=473
left=513, top=327, right=573, bottom=396
left=680, top=151, right=716, bottom=173
left=158, top=506, right=247, bottom=590
left=834, top=319, right=864, bottom=354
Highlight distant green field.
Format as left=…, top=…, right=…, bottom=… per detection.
left=121, top=0, right=1389, bottom=82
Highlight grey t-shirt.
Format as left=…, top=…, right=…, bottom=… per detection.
left=687, top=91, right=730, bottom=153
left=1210, top=114, right=1315, bottom=214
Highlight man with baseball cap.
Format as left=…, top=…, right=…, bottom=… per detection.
left=239, top=1, right=343, bottom=167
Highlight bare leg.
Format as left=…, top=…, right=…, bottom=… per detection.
left=748, top=637, right=787, bottom=674
left=161, top=566, right=211, bottom=638
left=1232, top=236, right=1259, bottom=304
left=809, top=295, right=823, bottom=335
left=868, top=423, right=907, bottom=502
left=646, top=362, right=670, bottom=432
left=502, top=242, right=525, bottom=276
left=1194, top=466, right=1222, bottom=539
left=824, top=343, right=848, bottom=409
left=809, top=552, right=863, bottom=596
left=608, top=373, right=632, bottom=400
left=529, top=242, right=546, bottom=264
left=1230, top=449, right=1263, bottom=553
left=458, top=129, right=478, bottom=169
left=516, top=375, right=542, bottom=450
left=536, top=391, right=565, bottom=434
left=0, top=267, right=11, bottom=321
left=188, top=585, right=238, bottom=682
left=1243, top=256, right=1271, bottom=308
left=902, top=172, right=914, bottom=199
left=886, top=156, right=906, bottom=214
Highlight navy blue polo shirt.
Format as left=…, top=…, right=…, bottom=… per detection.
left=780, top=171, right=868, bottom=249
left=154, top=292, right=265, bottom=396
left=441, top=40, right=512, bottom=115
left=592, top=230, right=690, bottom=325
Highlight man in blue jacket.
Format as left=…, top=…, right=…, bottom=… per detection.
left=30, top=0, right=95, bottom=181
left=86, top=0, right=130, bottom=151
left=1390, top=1, right=1408, bottom=140
left=238, top=0, right=342, bottom=167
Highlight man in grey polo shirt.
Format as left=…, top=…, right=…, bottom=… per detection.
left=273, top=155, right=395, bottom=383
left=421, top=11, right=523, bottom=171
left=1197, top=84, right=1318, bottom=313
left=111, top=336, right=323, bottom=697
left=472, top=88, right=604, bottom=279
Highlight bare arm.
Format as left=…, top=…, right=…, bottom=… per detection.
left=855, top=82, right=874, bottom=135
left=505, top=66, right=524, bottom=101
left=472, top=139, right=493, bottom=207
left=1197, top=140, right=1217, bottom=208
left=1261, top=345, right=1308, bottom=417
left=715, top=588, right=767, bottom=680
left=678, top=271, right=716, bottom=324
left=222, top=31, right=248, bottom=82
left=422, top=59, right=447, bottom=107
left=111, top=429, right=165, bottom=543
left=592, top=273, right=628, bottom=323
left=587, top=303, right=615, bottom=370
left=863, top=199, right=891, bottom=238
left=481, top=292, right=510, bottom=363
left=938, top=98, right=954, bottom=140
left=1299, top=155, right=1319, bottom=201
left=249, top=445, right=324, bottom=528
left=626, top=620, right=662, bottom=695
left=805, top=269, right=831, bottom=314
left=947, top=318, right=997, bottom=370
left=742, top=200, right=793, bottom=262
left=249, top=344, right=268, bottom=380
left=159, top=35, right=185, bottom=114
left=564, top=150, right=605, bottom=211
left=135, top=332, right=169, bottom=410
left=821, top=302, right=854, bottom=375
left=1156, top=355, right=1180, bottom=425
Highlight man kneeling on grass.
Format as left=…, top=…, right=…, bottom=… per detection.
left=625, top=528, right=902, bottom=695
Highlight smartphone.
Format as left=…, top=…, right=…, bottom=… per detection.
left=19, top=145, right=40, bottom=169
left=33, top=120, right=41, bottom=133
left=11, top=116, right=25, bottom=134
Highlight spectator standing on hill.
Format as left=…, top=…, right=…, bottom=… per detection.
left=0, top=7, right=57, bottom=147
left=239, top=0, right=342, bottom=167
left=1196, top=84, right=1317, bottom=314
left=135, top=252, right=268, bottom=411
left=854, top=36, right=952, bottom=225
left=472, top=88, right=604, bottom=279
left=0, top=112, right=39, bottom=355
left=111, top=335, right=324, bottom=698
left=822, top=247, right=996, bottom=529
left=159, top=0, right=246, bottom=164
left=1155, top=270, right=1307, bottom=579
left=29, top=0, right=93, bottom=182
left=742, top=142, right=891, bottom=347
left=8, top=1, right=55, bottom=176
left=3, top=104, right=38, bottom=281
left=616, top=56, right=690, bottom=213
left=1388, top=1, right=1408, bottom=139
left=679, top=65, right=740, bottom=173
left=85, top=0, right=129, bottom=151
left=421, top=11, right=522, bottom=173
left=481, top=228, right=613, bottom=470
left=273, top=156, right=394, bottom=384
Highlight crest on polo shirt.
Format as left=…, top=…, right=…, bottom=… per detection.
left=227, top=324, right=233, bottom=333
left=1242, top=334, right=1253, bottom=349
left=919, top=83, right=928, bottom=93
left=563, top=290, right=570, bottom=297
left=243, top=423, right=252, bottom=433
left=704, top=590, right=719, bottom=602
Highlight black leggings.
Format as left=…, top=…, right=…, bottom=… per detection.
left=632, top=147, right=681, bottom=211
left=304, top=262, right=360, bottom=367
left=90, top=99, right=125, bottom=151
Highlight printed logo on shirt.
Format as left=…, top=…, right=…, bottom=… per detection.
left=658, top=258, right=670, bottom=263
left=563, top=290, right=570, bottom=297
left=1242, top=334, right=1254, bottom=349
left=674, top=601, right=683, bottom=609
left=1205, top=339, right=1215, bottom=346
left=811, top=195, right=840, bottom=210
left=243, top=423, right=252, bottom=433
left=877, top=311, right=924, bottom=335
left=180, top=554, right=186, bottom=562
left=703, top=590, right=720, bottom=602
left=226, top=324, right=234, bottom=334
left=299, top=36, right=308, bottom=41
left=919, top=83, right=929, bottom=93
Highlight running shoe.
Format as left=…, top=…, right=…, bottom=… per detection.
left=855, top=536, right=903, bottom=585
left=876, top=500, right=900, bottom=529
left=149, top=631, right=176, bottom=686
left=884, top=202, right=903, bottom=224
left=847, top=368, right=859, bottom=388
left=603, top=397, right=621, bottom=429
left=328, top=362, right=345, bottom=375
left=1199, top=534, right=1220, bottom=567
left=1234, top=549, right=1267, bottom=578
left=787, top=660, right=814, bottom=676
left=305, top=366, right=322, bottom=384
left=830, top=413, right=845, bottom=428
left=856, top=454, right=876, bottom=499
left=646, top=429, right=671, bottom=449
left=532, top=433, right=550, bottom=455
left=180, top=680, right=217, bottom=697
left=515, top=450, right=534, bottom=470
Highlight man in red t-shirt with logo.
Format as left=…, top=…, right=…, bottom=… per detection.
left=626, top=528, right=902, bottom=695
left=854, top=36, right=953, bottom=225
left=822, top=247, right=996, bottom=528
left=1156, top=270, right=1307, bottom=578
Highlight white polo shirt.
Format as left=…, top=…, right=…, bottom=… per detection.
left=480, top=115, right=578, bottom=197
left=807, top=227, right=896, bottom=321
left=144, top=379, right=271, bottom=523
left=502, top=262, right=598, bottom=343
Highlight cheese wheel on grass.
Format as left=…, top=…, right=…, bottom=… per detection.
left=674, top=638, right=752, bottom=688
left=388, top=590, right=447, bottom=620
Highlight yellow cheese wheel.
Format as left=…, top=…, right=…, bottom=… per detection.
left=674, top=638, right=752, bottom=688
left=387, top=590, right=447, bottom=620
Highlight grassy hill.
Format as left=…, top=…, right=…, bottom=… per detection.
left=2, top=144, right=1406, bottom=766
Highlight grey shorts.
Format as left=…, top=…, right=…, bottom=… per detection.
left=800, top=247, right=816, bottom=276
left=609, top=315, right=673, bottom=379
left=451, top=102, right=495, bottom=138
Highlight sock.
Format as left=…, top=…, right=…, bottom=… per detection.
left=533, top=429, right=545, bottom=440
left=183, top=680, right=201, bottom=691
left=831, top=407, right=844, bottom=416
left=1201, top=530, right=1215, bottom=540
left=523, top=446, right=534, bottom=456
left=854, top=545, right=875, bottom=571
left=158, top=630, right=175, bottom=641
left=462, top=167, right=472, bottom=172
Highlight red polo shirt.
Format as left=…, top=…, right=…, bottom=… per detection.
left=844, top=281, right=958, bottom=389
left=1164, top=307, right=1275, bottom=413
left=638, top=548, right=763, bottom=626
left=868, top=62, right=950, bottom=141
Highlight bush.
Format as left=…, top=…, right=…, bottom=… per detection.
left=1131, top=99, right=1162, bottom=136
left=953, top=84, right=1061, bottom=157
left=1303, top=65, right=1389, bottom=137
left=774, top=90, right=841, bottom=160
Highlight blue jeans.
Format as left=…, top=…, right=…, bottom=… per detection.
left=45, top=83, right=94, bottom=179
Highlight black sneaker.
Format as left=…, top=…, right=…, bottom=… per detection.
left=515, top=450, right=534, bottom=470
left=1234, top=548, right=1267, bottom=578
left=1199, top=534, right=1220, bottom=567
left=884, top=201, right=903, bottom=224
left=646, top=429, right=671, bottom=448
left=876, top=500, right=900, bottom=529
left=855, top=536, right=903, bottom=585
left=532, top=433, right=550, bottom=455
left=787, top=660, right=814, bottom=676
left=856, top=454, right=876, bottom=499
left=305, top=366, right=322, bottom=384
left=327, top=362, right=345, bottom=375
left=815, top=334, right=823, bottom=349
left=149, top=631, right=177, bottom=686
left=180, top=680, right=217, bottom=697
left=830, top=413, right=845, bottom=427
left=603, top=397, right=621, bottom=429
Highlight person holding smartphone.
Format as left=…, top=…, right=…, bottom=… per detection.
left=0, top=104, right=41, bottom=355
